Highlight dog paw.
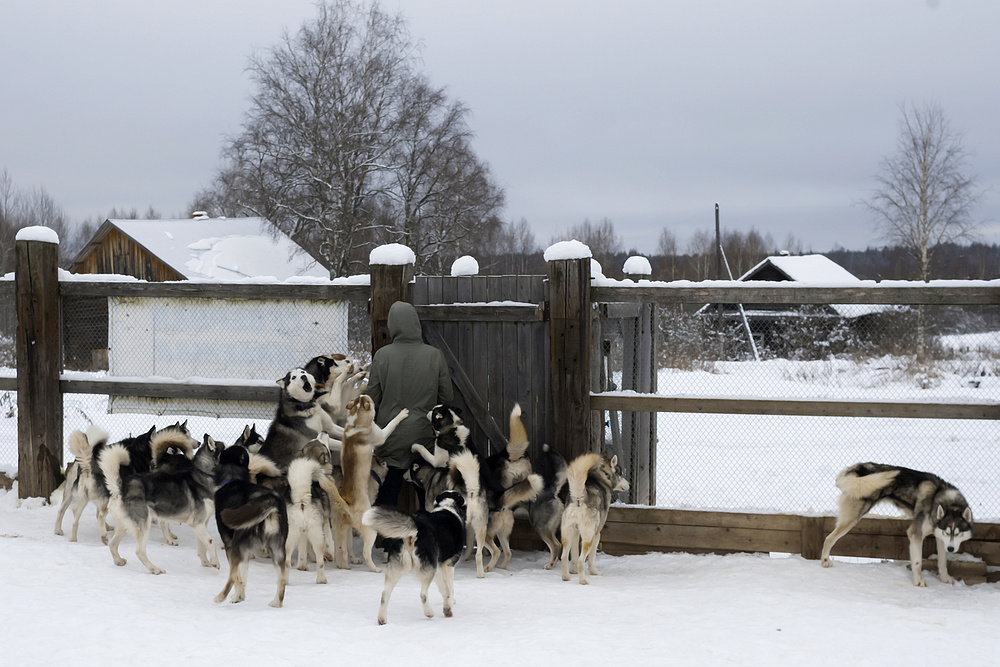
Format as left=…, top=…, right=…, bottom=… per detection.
left=54, top=528, right=63, bottom=536
left=821, top=558, right=832, bottom=568
left=113, top=557, right=127, bottom=567
left=317, top=576, right=328, bottom=585
left=149, top=567, right=165, bottom=575
left=377, top=617, right=387, bottom=625
left=914, top=578, right=928, bottom=587
left=444, top=607, right=453, bottom=618
left=940, top=574, right=955, bottom=585
left=268, top=600, right=283, bottom=608
left=398, top=408, right=409, bottom=419
left=214, top=594, right=226, bottom=604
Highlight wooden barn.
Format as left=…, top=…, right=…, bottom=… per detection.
left=65, top=216, right=329, bottom=371
left=70, top=216, right=328, bottom=282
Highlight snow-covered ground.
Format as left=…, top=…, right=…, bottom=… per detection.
left=2, top=488, right=1000, bottom=666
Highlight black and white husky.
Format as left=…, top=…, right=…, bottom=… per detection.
left=100, top=427, right=218, bottom=574
left=303, top=353, right=367, bottom=434
left=529, top=443, right=568, bottom=569
left=821, top=462, right=974, bottom=586
left=214, top=444, right=290, bottom=608
left=363, top=490, right=467, bottom=625
left=257, top=368, right=326, bottom=468
left=560, top=451, right=629, bottom=585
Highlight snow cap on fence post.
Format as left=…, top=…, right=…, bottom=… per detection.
left=451, top=255, right=479, bottom=276
left=369, top=243, right=415, bottom=266
left=623, top=255, right=652, bottom=282
left=15, top=226, right=60, bottom=245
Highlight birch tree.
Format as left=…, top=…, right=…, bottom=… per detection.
left=864, top=102, right=983, bottom=281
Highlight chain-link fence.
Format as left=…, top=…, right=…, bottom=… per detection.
left=599, top=300, right=1000, bottom=520
left=0, top=282, right=370, bottom=472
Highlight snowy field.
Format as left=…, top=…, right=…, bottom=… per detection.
left=2, top=488, right=1000, bottom=666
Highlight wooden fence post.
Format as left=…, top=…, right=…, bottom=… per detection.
left=547, top=255, right=591, bottom=462
left=623, top=262, right=657, bottom=504
left=15, top=228, right=63, bottom=500
left=369, top=259, right=415, bottom=355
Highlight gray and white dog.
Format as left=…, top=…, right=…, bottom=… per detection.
left=100, top=428, right=220, bottom=574
left=257, top=368, right=326, bottom=469
left=821, top=462, right=974, bottom=586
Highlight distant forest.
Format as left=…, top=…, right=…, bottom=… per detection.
left=480, top=242, right=1000, bottom=282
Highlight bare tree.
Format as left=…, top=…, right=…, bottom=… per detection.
left=657, top=227, right=677, bottom=280
left=0, top=170, right=74, bottom=272
left=863, top=102, right=983, bottom=281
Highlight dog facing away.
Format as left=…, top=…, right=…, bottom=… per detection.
left=90, top=425, right=156, bottom=544
left=363, top=490, right=467, bottom=625
left=214, top=444, right=290, bottom=608
left=257, top=369, right=326, bottom=468
left=55, top=426, right=110, bottom=542
left=529, top=443, right=568, bottom=569
left=820, top=462, right=974, bottom=586
left=560, top=451, right=629, bottom=585
left=318, top=395, right=409, bottom=572
left=100, top=425, right=216, bottom=574
left=448, top=449, right=491, bottom=578
left=285, top=457, right=329, bottom=584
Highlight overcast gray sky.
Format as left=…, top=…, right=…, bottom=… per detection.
left=2, top=0, right=998, bottom=258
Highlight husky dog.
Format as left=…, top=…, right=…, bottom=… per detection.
left=821, top=462, right=974, bottom=586
left=363, top=490, right=467, bottom=625
left=303, top=353, right=367, bottom=434
left=560, top=451, right=629, bottom=585
left=214, top=445, right=290, bottom=608
left=448, top=449, right=491, bottom=578
left=411, top=405, right=472, bottom=467
left=529, top=443, right=568, bottom=569
left=100, top=425, right=218, bottom=574
left=318, top=395, right=409, bottom=572
left=285, top=457, right=330, bottom=584
left=234, top=424, right=265, bottom=454
left=55, top=426, right=110, bottom=542
left=91, top=425, right=156, bottom=544
left=482, top=405, right=543, bottom=571
left=408, top=458, right=452, bottom=510
left=257, top=369, right=325, bottom=468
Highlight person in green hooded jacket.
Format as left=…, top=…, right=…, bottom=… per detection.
left=367, top=301, right=454, bottom=508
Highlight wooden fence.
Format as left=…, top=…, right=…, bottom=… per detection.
left=4, top=236, right=1000, bottom=582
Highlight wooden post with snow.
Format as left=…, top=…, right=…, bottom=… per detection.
left=622, top=256, right=656, bottom=504
left=15, top=227, right=63, bottom=500
left=369, top=244, right=415, bottom=355
left=546, top=243, right=592, bottom=462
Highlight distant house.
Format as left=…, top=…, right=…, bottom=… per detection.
left=70, top=216, right=328, bottom=281
left=700, top=253, right=890, bottom=358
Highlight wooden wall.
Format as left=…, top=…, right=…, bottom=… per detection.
left=72, top=227, right=184, bottom=281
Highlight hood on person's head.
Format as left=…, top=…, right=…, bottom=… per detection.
left=387, top=301, right=422, bottom=343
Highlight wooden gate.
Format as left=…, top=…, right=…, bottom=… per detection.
left=411, top=275, right=549, bottom=457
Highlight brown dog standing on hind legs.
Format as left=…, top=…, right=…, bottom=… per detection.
left=319, top=395, right=408, bottom=572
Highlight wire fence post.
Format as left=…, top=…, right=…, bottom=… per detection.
left=15, top=229, right=63, bottom=500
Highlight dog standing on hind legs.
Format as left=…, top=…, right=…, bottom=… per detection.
left=820, top=462, right=973, bottom=586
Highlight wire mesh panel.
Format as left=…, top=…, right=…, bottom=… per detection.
left=50, top=285, right=370, bottom=468
left=0, top=280, right=15, bottom=473
left=598, top=299, right=1000, bottom=519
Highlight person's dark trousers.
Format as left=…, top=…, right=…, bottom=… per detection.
left=374, top=466, right=406, bottom=508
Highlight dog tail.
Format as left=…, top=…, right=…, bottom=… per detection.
left=507, top=403, right=529, bottom=460
left=362, top=506, right=417, bottom=539
left=449, top=449, right=481, bottom=498
left=835, top=463, right=899, bottom=499
left=248, top=452, right=282, bottom=484
left=68, top=430, right=93, bottom=472
left=539, top=444, right=568, bottom=495
left=287, top=458, right=322, bottom=509
left=566, top=452, right=602, bottom=506
left=316, top=474, right=349, bottom=514
left=98, top=444, right=130, bottom=500
left=86, top=424, right=110, bottom=448
left=219, top=493, right=284, bottom=531
left=500, top=473, right=544, bottom=509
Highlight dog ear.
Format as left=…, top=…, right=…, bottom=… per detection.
left=935, top=504, right=945, bottom=520
left=964, top=507, right=973, bottom=523
left=346, top=398, right=357, bottom=411
left=277, top=372, right=290, bottom=388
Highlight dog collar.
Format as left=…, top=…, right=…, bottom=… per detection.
left=370, top=469, right=383, bottom=488
left=296, top=402, right=312, bottom=410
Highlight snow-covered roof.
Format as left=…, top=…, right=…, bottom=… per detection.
left=83, top=218, right=328, bottom=281
left=738, top=254, right=885, bottom=318
left=739, top=254, right=860, bottom=284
